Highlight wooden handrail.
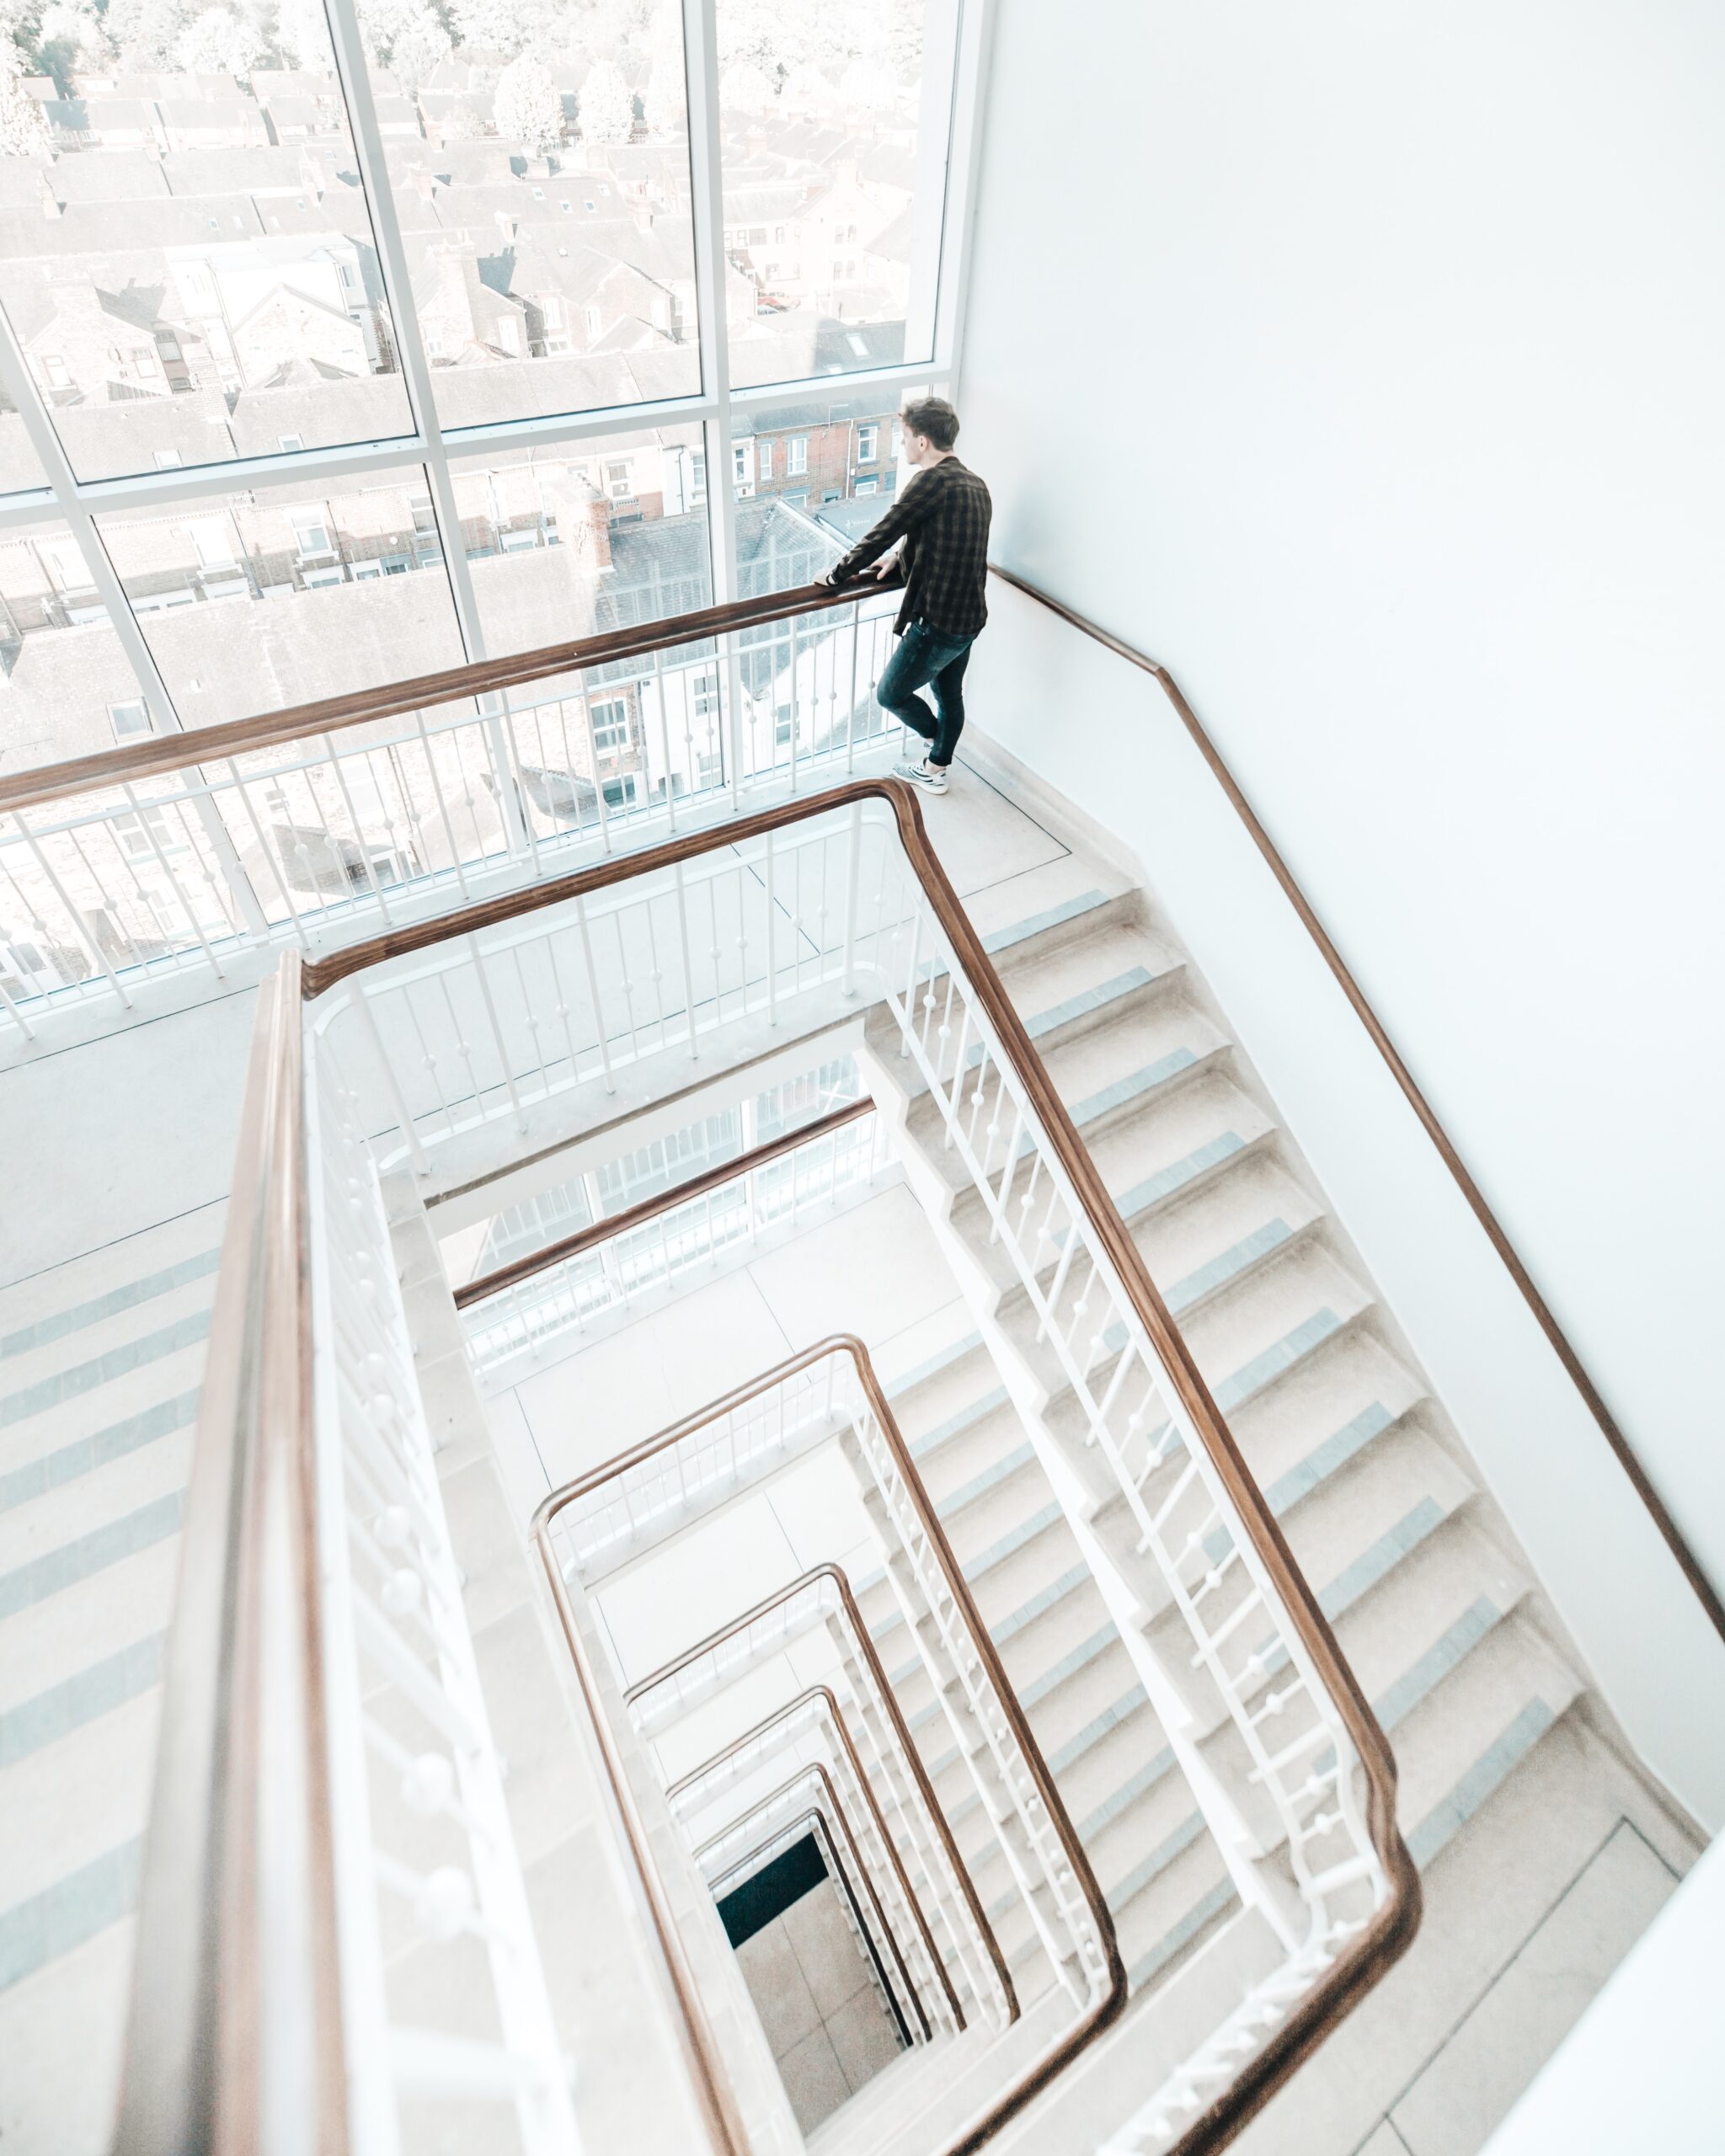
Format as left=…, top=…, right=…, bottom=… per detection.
left=454, top=1097, right=873, bottom=1310
left=704, top=1803, right=918, bottom=2047
left=689, top=1758, right=934, bottom=2043
left=673, top=1683, right=964, bottom=2036
left=0, top=576, right=877, bottom=817
left=621, top=1558, right=1023, bottom=2036
left=670, top=1682, right=963, bottom=2033
left=111, top=950, right=348, bottom=2156
left=548, top=1326, right=1135, bottom=2151
left=988, top=561, right=1725, bottom=1646
left=347, top=772, right=1416, bottom=2152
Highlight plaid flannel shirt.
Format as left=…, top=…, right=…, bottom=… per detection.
left=829, top=457, right=992, bottom=638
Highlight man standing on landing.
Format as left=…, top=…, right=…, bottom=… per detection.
left=817, top=397, right=991, bottom=797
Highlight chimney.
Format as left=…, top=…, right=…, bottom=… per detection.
left=39, top=176, right=62, bottom=221
left=631, top=205, right=652, bottom=234
left=494, top=211, right=517, bottom=245
left=411, top=167, right=441, bottom=201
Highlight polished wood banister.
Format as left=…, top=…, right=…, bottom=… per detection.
left=620, top=1559, right=1023, bottom=2034
left=704, top=1804, right=916, bottom=2047
left=453, top=1097, right=873, bottom=1310
left=0, top=576, right=874, bottom=818
left=688, top=1758, right=933, bottom=2043
left=988, top=559, right=1725, bottom=1648
left=671, top=1683, right=963, bottom=2036
left=111, top=948, right=348, bottom=2156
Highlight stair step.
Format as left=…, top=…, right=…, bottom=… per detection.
left=0, top=1535, right=183, bottom=1716
left=0, top=1337, right=211, bottom=1472
left=0, top=1684, right=161, bottom=1915
left=0, top=1428, right=192, bottom=1575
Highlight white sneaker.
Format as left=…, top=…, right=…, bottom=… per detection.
left=893, top=757, right=949, bottom=796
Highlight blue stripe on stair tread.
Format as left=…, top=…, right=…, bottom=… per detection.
left=1166, top=1219, right=1295, bottom=1316
left=884, top=1331, right=983, bottom=1401
left=0, top=1310, right=211, bottom=1428
left=874, top=1497, right=1065, bottom=1660
left=1197, top=1397, right=1399, bottom=1563
left=910, top=1388, right=1012, bottom=1463
left=1130, top=1878, right=1241, bottom=1992
left=1019, top=1625, right=1121, bottom=1710
left=966, top=969, right=1156, bottom=1070
left=1249, top=1499, right=1451, bottom=1691
left=1106, top=1809, right=1209, bottom=1913
left=0, top=1633, right=166, bottom=1768
left=0, top=1491, right=184, bottom=1620
left=1048, top=1686, right=1151, bottom=1777
left=1212, top=1307, right=1343, bottom=1413
left=0, top=1247, right=219, bottom=1362
left=1076, top=1743, right=1178, bottom=1842
left=935, top=1441, right=1035, bottom=1518
left=0, top=1838, right=142, bottom=1992
left=0, top=1390, right=201, bottom=1513
left=992, top=1563, right=1092, bottom=1646
left=1407, top=1700, right=1557, bottom=1869
left=1116, top=1131, right=1247, bottom=1219
left=980, top=889, right=1110, bottom=956
left=1375, top=1599, right=1503, bottom=1732
left=1069, top=1050, right=1199, bottom=1130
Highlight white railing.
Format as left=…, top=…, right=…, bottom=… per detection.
left=307, top=795, right=905, bottom=1177
left=0, top=591, right=901, bottom=1042
left=673, top=1687, right=974, bottom=2041
left=305, top=1030, right=579, bottom=2150
left=620, top=1569, right=1014, bottom=2034
left=690, top=1755, right=943, bottom=2045
left=462, top=1109, right=892, bottom=1376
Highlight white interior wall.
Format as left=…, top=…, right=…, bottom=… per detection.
left=955, top=0, right=1725, bottom=1818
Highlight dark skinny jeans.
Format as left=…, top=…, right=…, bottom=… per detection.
left=877, top=620, right=976, bottom=767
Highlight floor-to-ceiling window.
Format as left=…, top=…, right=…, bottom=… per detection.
left=0, top=0, right=975, bottom=774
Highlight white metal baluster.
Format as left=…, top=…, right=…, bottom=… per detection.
left=579, top=690, right=614, bottom=857
left=350, top=983, right=432, bottom=1177
left=787, top=615, right=801, bottom=794
left=224, top=759, right=312, bottom=949
left=763, top=827, right=777, bottom=1027
left=845, top=602, right=862, bottom=771
left=120, top=785, right=225, bottom=983
left=11, top=812, right=135, bottom=1010
left=0, top=971, right=36, bottom=1043
left=673, top=862, right=699, bottom=1059
left=573, top=895, right=614, bottom=1091
left=412, top=713, right=474, bottom=901
left=321, top=734, right=395, bottom=924
left=841, top=799, right=863, bottom=995
left=650, top=648, right=677, bottom=834
left=540, top=927, right=583, bottom=1090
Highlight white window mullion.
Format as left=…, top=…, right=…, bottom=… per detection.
left=682, top=0, right=737, bottom=612
left=934, top=0, right=999, bottom=390
left=0, top=306, right=184, bottom=739
left=321, top=0, right=484, bottom=665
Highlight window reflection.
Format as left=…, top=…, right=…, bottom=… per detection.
left=0, top=1, right=415, bottom=482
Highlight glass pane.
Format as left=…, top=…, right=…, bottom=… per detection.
left=359, top=0, right=702, bottom=430
left=451, top=422, right=713, bottom=831
left=717, top=0, right=950, bottom=389
left=0, top=401, right=51, bottom=496
left=0, top=516, right=147, bottom=768
left=93, top=467, right=465, bottom=722
left=733, top=388, right=908, bottom=595
left=0, top=4, right=415, bottom=483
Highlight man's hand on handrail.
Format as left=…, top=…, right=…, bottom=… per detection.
left=816, top=556, right=902, bottom=588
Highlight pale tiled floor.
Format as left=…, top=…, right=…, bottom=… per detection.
left=485, top=1178, right=974, bottom=1691
left=734, top=1876, right=904, bottom=2133
left=1369, top=1820, right=1680, bottom=2156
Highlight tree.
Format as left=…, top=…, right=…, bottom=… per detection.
left=386, top=6, right=450, bottom=93
left=577, top=56, right=631, bottom=143
left=0, top=40, right=49, bottom=156
left=175, top=3, right=268, bottom=74
left=717, top=59, right=771, bottom=115
left=104, top=0, right=194, bottom=67
left=449, top=0, right=546, bottom=57
left=34, top=0, right=110, bottom=88
left=272, top=0, right=333, bottom=69
left=494, top=50, right=561, bottom=152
